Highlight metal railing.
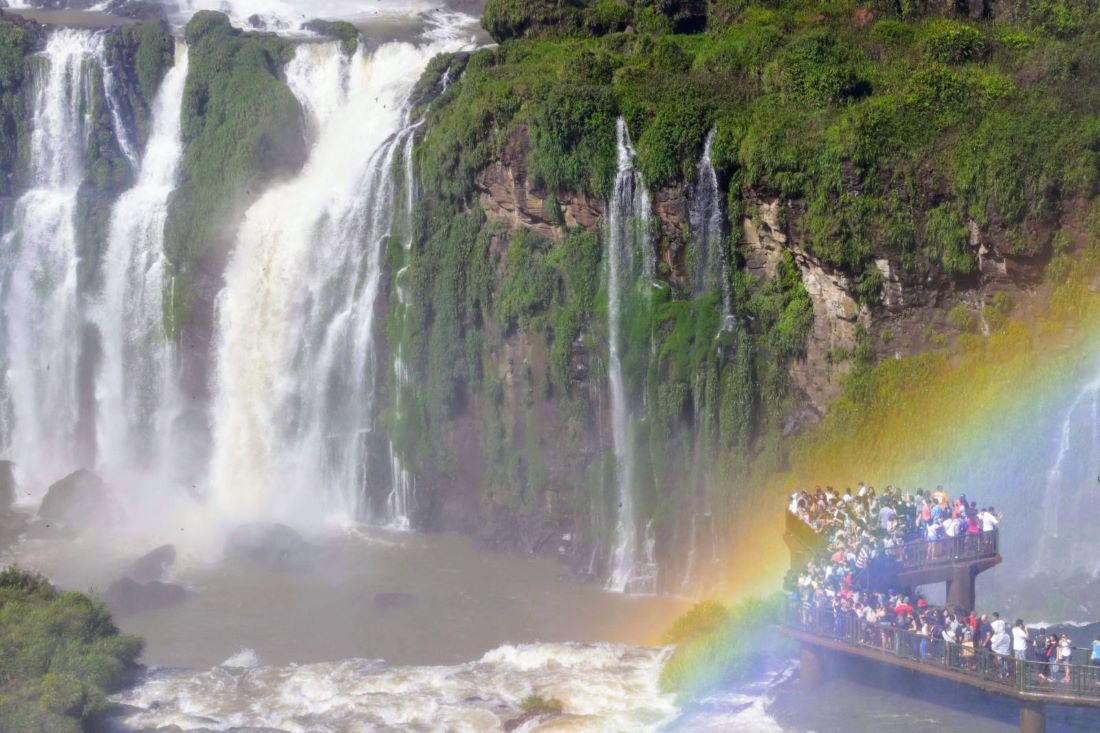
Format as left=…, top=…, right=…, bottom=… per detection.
left=787, top=603, right=1100, bottom=700
left=789, top=509, right=1000, bottom=569
left=883, top=528, right=1000, bottom=569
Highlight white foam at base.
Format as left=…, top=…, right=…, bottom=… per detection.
left=220, top=648, right=260, bottom=668
left=114, top=642, right=679, bottom=732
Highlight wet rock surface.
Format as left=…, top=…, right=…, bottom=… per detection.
left=38, top=469, right=119, bottom=530
left=129, top=544, right=177, bottom=583
left=223, top=523, right=316, bottom=571
left=104, top=576, right=188, bottom=616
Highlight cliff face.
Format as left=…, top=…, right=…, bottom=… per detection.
left=409, top=126, right=1052, bottom=585
left=400, top=0, right=1098, bottom=590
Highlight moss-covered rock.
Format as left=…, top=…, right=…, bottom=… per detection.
left=163, top=11, right=305, bottom=337
left=103, top=21, right=175, bottom=148
left=0, top=12, right=35, bottom=198
left=302, top=19, right=360, bottom=55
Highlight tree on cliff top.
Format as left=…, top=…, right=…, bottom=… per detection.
left=0, top=567, right=143, bottom=733
left=481, top=0, right=708, bottom=42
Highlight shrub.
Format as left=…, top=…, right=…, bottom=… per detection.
left=481, top=0, right=584, bottom=42
left=0, top=567, right=142, bottom=733
left=922, top=19, right=986, bottom=64
left=659, top=593, right=790, bottom=697
left=923, top=204, right=976, bottom=275
left=947, top=302, right=979, bottom=331
left=520, top=694, right=564, bottom=713
left=765, top=32, right=869, bottom=106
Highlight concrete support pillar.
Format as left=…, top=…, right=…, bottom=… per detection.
left=946, top=565, right=976, bottom=610
left=800, top=642, right=825, bottom=689
left=1019, top=700, right=1046, bottom=733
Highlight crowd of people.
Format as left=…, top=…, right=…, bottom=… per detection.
left=785, top=483, right=1100, bottom=685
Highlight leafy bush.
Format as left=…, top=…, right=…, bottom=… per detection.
left=481, top=0, right=585, bottom=42
left=922, top=19, right=986, bottom=64
left=0, top=567, right=142, bottom=733
left=923, top=204, right=976, bottom=275
left=765, top=32, right=869, bottom=107
left=660, top=593, right=790, bottom=697
left=521, top=694, right=564, bottom=712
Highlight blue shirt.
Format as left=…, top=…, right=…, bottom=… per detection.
left=1092, top=640, right=1100, bottom=662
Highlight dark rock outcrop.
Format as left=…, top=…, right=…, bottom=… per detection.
left=223, top=523, right=315, bottom=571
left=370, top=592, right=417, bottom=610
left=0, top=459, right=14, bottom=512
left=38, top=469, right=118, bottom=529
left=129, top=544, right=176, bottom=582
left=475, top=127, right=604, bottom=241
left=103, top=576, right=188, bottom=616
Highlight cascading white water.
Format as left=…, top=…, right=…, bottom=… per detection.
left=93, top=43, right=189, bottom=484
left=0, top=30, right=104, bottom=488
left=101, top=56, right=139, bottom=172
left=209, top=31, right=470, bottom=528
left=385, top=127, right=420, bottom=531
left=691, top=128, right=733, bottom=328
left=605, top=118, right=656, bottom=595
left=1034, top=377, right=1100, bottom=574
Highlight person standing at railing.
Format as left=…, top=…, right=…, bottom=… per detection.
left=1058, top=635, right=1073, bottom=684
left=1091, top=633, right=1100, bottom=684
left=992, top=620, right=1011, bottom=677
left=1013, top=620, right=1029, bottom=662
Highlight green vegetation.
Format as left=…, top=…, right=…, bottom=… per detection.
left=0, top=567, right=143, bottom=733
left=395, top=0, right=1100, bottom=561
left=104, top=21, right=175, bottom=147
left=301, top=20, right=360, bottom=55
left=0, top=15, right=34, bottom=197
left=163, top=11, right=304, bottom=335
left=520, top=694, right=564, bottom=713
left=659, top=593, right=792, bottom=697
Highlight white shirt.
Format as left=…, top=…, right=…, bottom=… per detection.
left=981, top=512, right=999, bottom=532
left=1012, top=627, right=1029, bottom=651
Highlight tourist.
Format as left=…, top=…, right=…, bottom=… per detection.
left=1059, top=634, right=1073, bottom=683
left=1092, top=633, right=1100, bottom=683
left=1013, top=620, right=1029, bottom=662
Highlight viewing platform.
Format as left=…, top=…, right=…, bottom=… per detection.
left=786, top=510, right=1002, bottom=610
left=784, top=510, right=1095, bottom=733
left=785, top=603, right=1100, bottom=733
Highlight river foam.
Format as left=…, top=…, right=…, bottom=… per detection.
left=112, top=642, right=679, bottom=732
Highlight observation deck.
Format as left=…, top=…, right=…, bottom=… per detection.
left=784, top=511, right=1096, bottom=733
left=785, top=510, right=1002, bottom=611
left=785, top=603, right=1100, bottom=733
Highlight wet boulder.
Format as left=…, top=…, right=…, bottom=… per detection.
left=104, top=576, right=188, bottom=616
left=130, top=544, right=177, bottom=583
left=224, top=523, right=315, bottom=572
left=370, top=592, right=417, bottom=610
left=38, top=469, right=118, bottom=529
left=0, top=460, right=14, bottom=512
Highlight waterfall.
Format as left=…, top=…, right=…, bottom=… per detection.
left=93, top=42, right=189, bottom=483
left=209, top=36, right=466, bottom=527
left=1034, top=377, right=1100, bottom=574
left=0, top=30, right=104, bottom=487
left=102, top=57, right=140, bottom=172
left=690, top=128, right=733, bottom=329
left=385, top=125, right=421, bottom=531
left=605, top=118, right=656, bottom=595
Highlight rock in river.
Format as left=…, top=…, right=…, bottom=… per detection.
left=38, top=469, right=119, bottom=530
left=223, top=523, right=315, bottom=572
left=104, top=576, right=188, bottom=616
